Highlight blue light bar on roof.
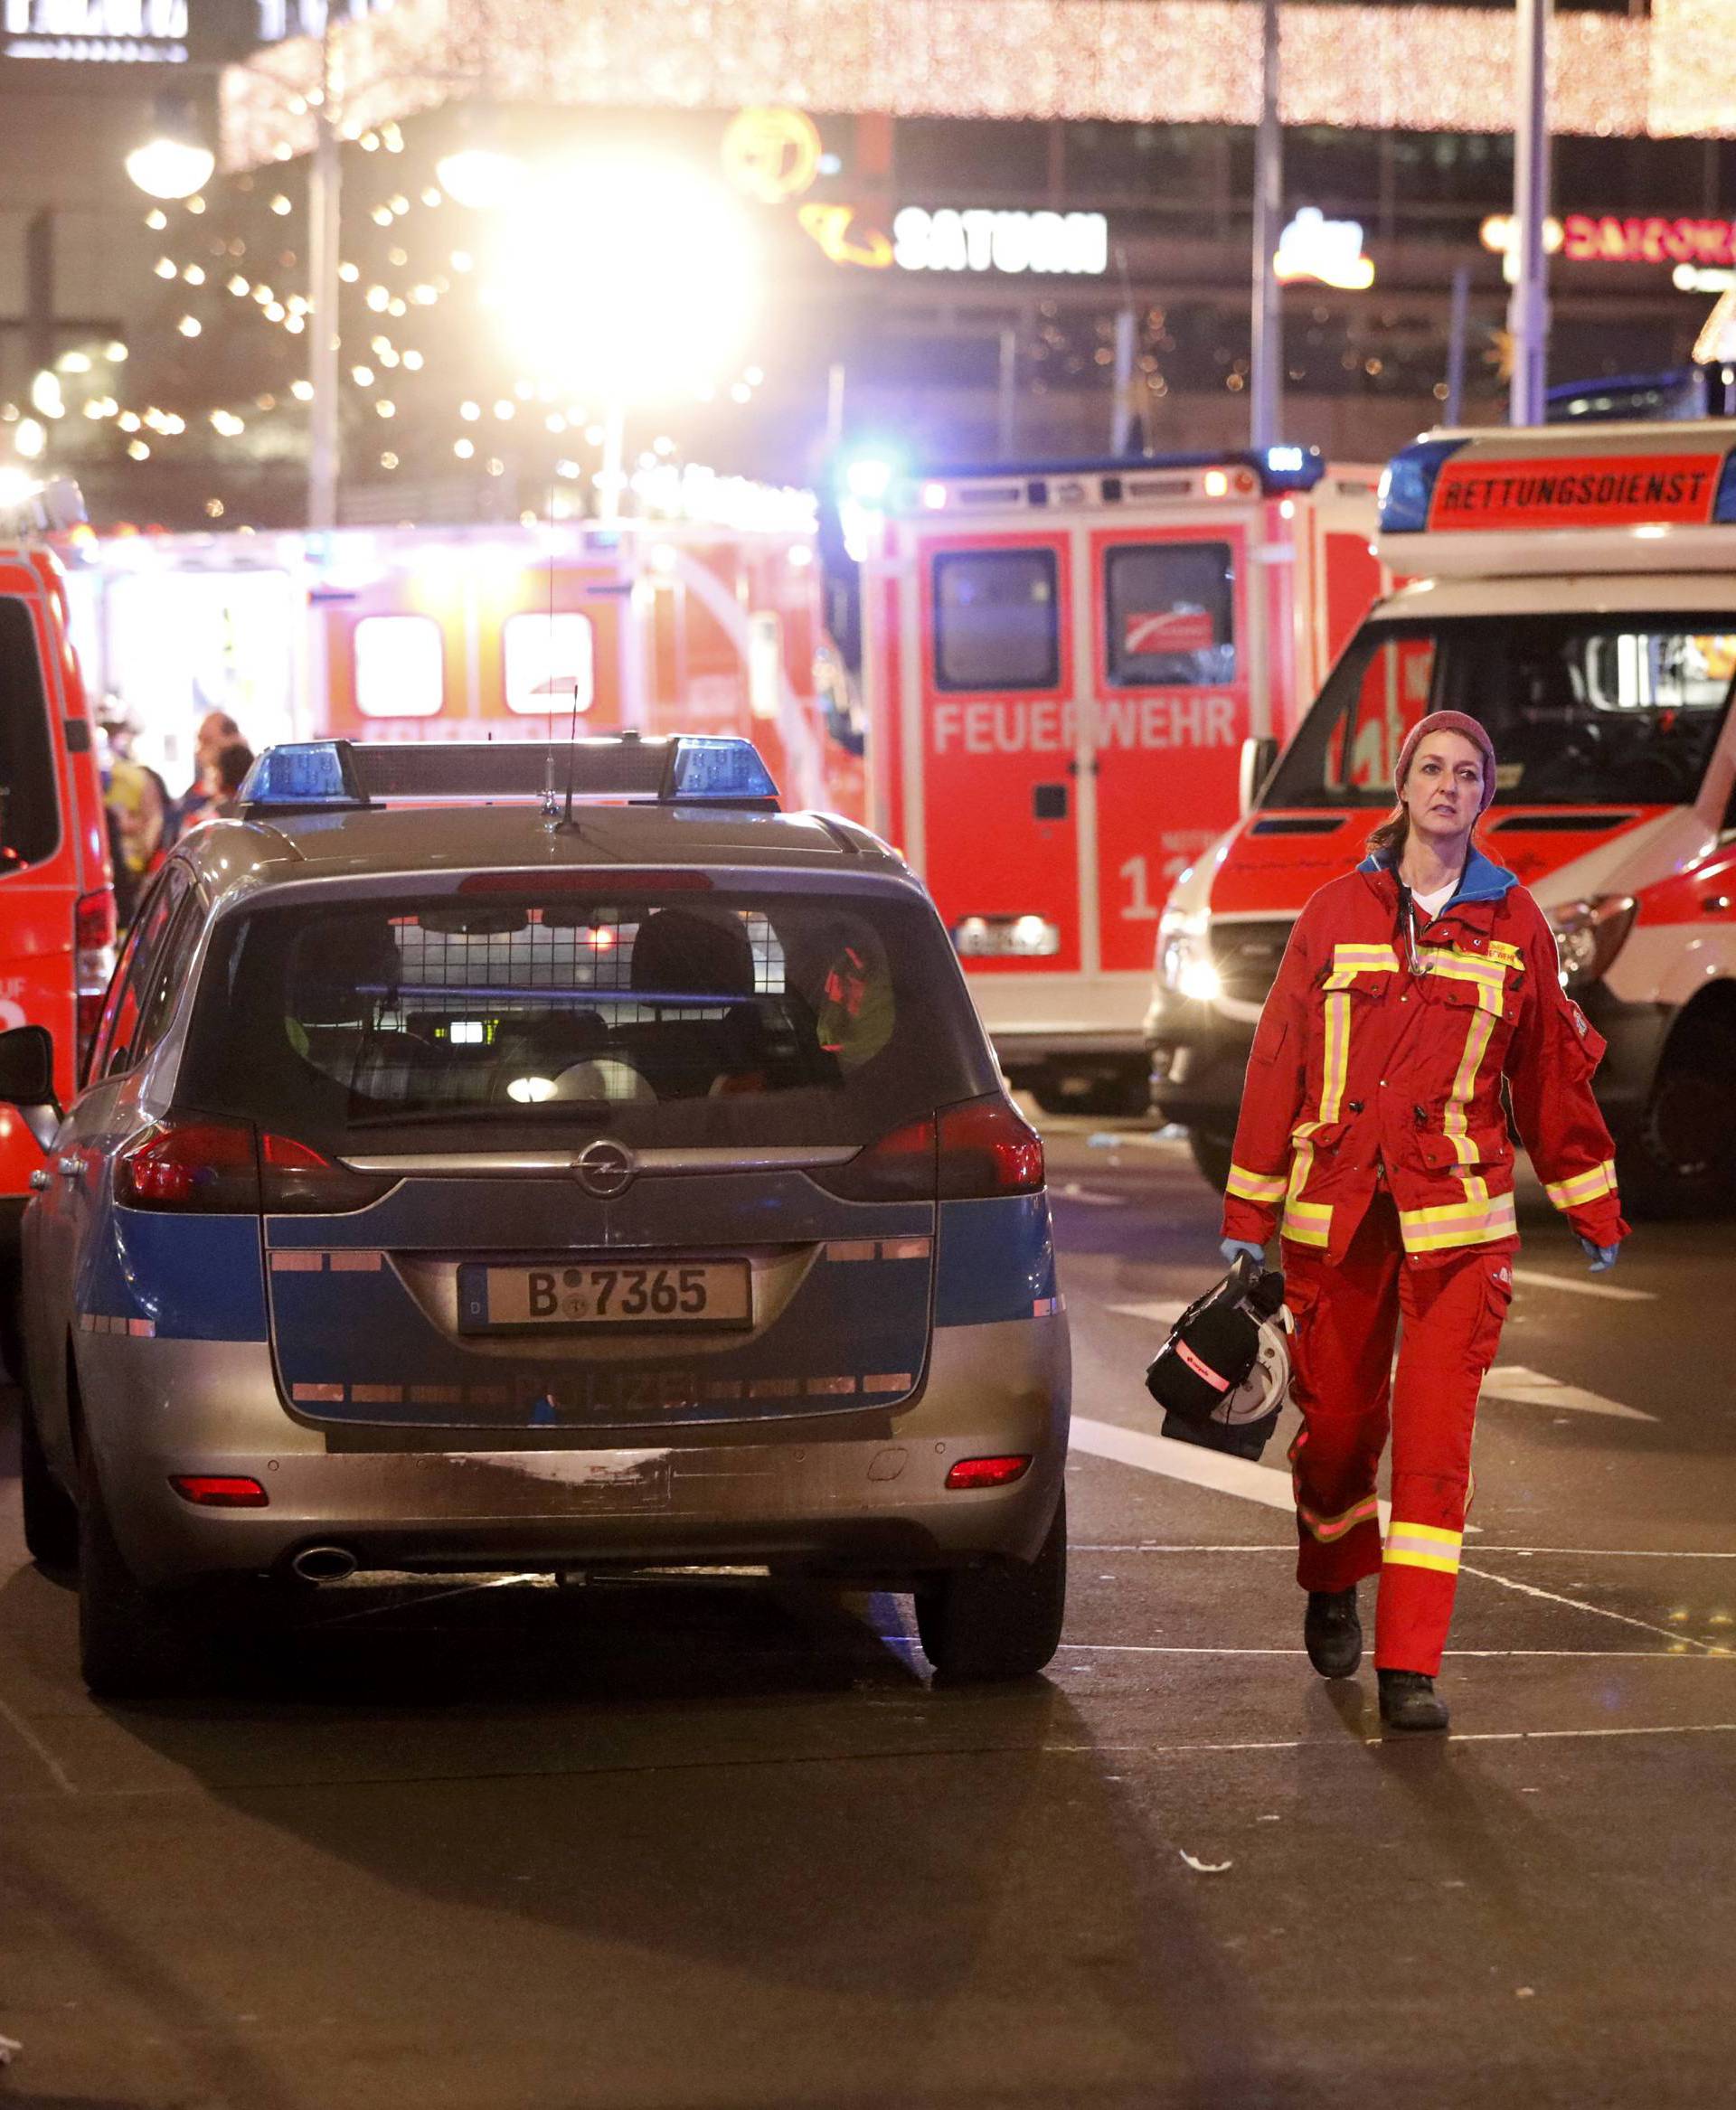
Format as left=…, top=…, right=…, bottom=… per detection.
left=666, top=735, right=779, bottom=804
left=1378, top=436, right=1470, bottom=533
left=238, top=734, right=781, bottom=813
left=237, top=740, right=368, bottom=810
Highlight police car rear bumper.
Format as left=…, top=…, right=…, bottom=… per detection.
left=78, top=1316, right=1071, bottom=1589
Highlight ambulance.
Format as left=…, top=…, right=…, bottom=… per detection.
left=1148, top=419, right=1736, bottom=1212
left=65, top=484, right=863, bottom=825
left=846, top=447, right=1386, bottom=1113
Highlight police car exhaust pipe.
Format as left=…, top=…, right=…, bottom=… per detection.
left=291, top=1545, right=358, bottom=1584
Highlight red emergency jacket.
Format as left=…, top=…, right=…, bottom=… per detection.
left=1222, top=844, right=1628, bottom=1264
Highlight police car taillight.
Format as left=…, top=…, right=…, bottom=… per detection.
left=118, top=1116, right=259, bottom=1211
left=259, top=1132, right=393, bottom=1213
left=118, top=1117, right=392, bottom=1213
left=815, top=1095, right=1043, bottom=1202
left=936, top=1096, right=1043, bottom=1197
left=813, top=1115, right=937, bottom=1201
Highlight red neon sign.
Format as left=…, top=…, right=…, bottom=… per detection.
left=1562, top=213, right=1736, bottom=268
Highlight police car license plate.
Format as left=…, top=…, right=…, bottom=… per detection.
left=459, top=1259, right=751, bottom=1333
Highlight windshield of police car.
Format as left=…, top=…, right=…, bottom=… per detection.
left=1264, top=612, right=1736, bottom=809
left=178, top=887, right=995, bottom=1153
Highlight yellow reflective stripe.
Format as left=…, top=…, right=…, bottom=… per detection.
left=1486, top=940, right=1524, bottom=968
left=1418, top=951, right=1506, bottom=1015
left=1297, top=1491, right=1381, bottom=1543
left=1544, top=1158, right=1618, bottom=1209
left=1324, top=942, right=1400, bottom=991
left=1397, top=1191, right=1517, bottom=1253
left=1442, top=1006, right=1496, bottom=1168
left=1384, top=1520, right=1464, bottom=1574
left=1383, top=1547, right=1461, bottom=1575
left=1227, top=1163, right=1288, bottom=1203
left=1318, top=990, right=1350, bottom=1121
left=1388, top=1520, right=1462, bottom=1546
left=1282, top=1211, right=1332, bottom=1248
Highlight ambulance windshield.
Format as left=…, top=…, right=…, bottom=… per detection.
left=1265, top=612, right=1736, bottom=810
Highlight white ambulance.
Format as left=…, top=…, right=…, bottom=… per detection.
left=1149, top=419, right=1736, bottom=1211
left=850, top=448, right=1386, bottom=1114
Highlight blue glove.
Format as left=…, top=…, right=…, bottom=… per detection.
left=1221, top=1238, right=1267, bottom=1269
left=1578, top=1236, right=1619, bottom=1273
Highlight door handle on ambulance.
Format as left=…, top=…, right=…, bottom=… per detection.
left=57, top=1156, right=81, bottom=1179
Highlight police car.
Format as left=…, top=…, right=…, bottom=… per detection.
left=0, top=735, right=1071, bottom=1697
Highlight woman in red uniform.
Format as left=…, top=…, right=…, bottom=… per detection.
left=1220, top=711, right=1627, bottom=1731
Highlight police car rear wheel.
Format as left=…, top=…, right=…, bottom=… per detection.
left=78, top=1465, right=201, bottom=1700
left=914, top=1492, right=1067, bottom=1681
left=19, top=1394, right=78, bottom=1568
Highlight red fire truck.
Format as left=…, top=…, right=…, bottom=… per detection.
left=844, top=447, right=1386, bottom=1112
left=0, top=476, right=115, bottom=1372
left=1149, top=419, right=1736, bottom=1212
left=66, top=496, right=864, bottom=824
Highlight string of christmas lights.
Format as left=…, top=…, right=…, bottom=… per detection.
left=218, top=0, right=1732, bottom=174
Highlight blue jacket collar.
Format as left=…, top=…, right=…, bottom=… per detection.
left=1358, top=841, right=1518, bottom=906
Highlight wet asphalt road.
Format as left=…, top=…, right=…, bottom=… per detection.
left=2, top=1120, right=1735, bottom=2110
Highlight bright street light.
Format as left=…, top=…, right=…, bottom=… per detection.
left=125, top=134, right=216, bottom=203
left=436, top=146, right=526, bottom=211
left=483, top=154, right=757, bottom=405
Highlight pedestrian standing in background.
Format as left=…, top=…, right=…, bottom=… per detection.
left=96, top=697, right=170, bottom=919
left=179, top=710, right=242, bottom=832
left=1219, top=711, right=1627, bottom=1732
left=211, top=741, right=256, bottom=818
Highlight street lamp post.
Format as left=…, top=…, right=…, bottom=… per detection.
left=306, top=22, right=341, bottom=533
left=1249, top=0, right=1283, bottom=451
left=1508, top=0, right=1552, bottom=426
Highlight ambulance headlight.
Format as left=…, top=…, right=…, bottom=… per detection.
left=1157, top=907, right=1219, bottom=1001
left=1546, top=895, right=1636, bottom=992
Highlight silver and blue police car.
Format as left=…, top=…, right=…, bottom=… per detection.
left=1, top=735, right=1071, bottom=1696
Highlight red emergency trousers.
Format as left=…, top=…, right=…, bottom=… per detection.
left=1222, top=850, right=1628, bottom=1674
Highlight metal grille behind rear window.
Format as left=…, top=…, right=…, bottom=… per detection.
left=180, top=888, right=995, bottom=1154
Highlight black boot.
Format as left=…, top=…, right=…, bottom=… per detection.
left=1378, top=1669, right=1449, bottom=1732
left=1303, top=1587, right=1362, bottom=1678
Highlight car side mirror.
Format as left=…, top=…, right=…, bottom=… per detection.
left=0, top=1024, right=61, bottom=1152
left=1240, top=734, right=1278, bottom=817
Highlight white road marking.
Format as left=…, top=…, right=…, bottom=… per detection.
left=1070, top=1416, right=1718, bottom=1651
left=1483, top=1364, right=1655, bottom=1422
left=1106, top=1299, right=1187, bottom=1325
left=1051, top=1182, right=1128, bottom=1207
left=1509, top=1267, right=1654, bottom=1304
left=1070, top=1415, right=1392, bottom=1531
left=1458, top=1562, right=1720, bottom=1653
left=0, top=1696, right=76, bottom=1797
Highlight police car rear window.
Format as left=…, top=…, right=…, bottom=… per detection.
left=0, top=598, right=59, bottom=869
left=178, top=887, right=995, bottom=1153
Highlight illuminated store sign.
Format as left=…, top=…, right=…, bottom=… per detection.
left=1273, top=208, right=1373, bottom=291
left=1482, top=212, right=1736, bottom=269
left=4, top=0, right=187, bottom=61
left=892, top=207, right=1109, bottom=277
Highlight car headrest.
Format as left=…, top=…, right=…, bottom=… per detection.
left=629, top=909, right=754, bottom=996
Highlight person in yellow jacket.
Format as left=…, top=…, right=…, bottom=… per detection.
left=1220, top=711, right=1627, bottom=1731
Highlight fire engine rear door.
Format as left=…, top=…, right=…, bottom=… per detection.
left=1086, top=523, right=1252, bottom=975
left=915, top=529, right=1080, bottom=974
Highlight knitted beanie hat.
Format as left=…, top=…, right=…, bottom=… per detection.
left=1393, top=710, right=1497, bottom=815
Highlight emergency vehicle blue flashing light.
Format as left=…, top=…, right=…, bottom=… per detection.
left=839, top=449, right=903, bottom=507
left=1712, top=451, right=1736, bottom=524
left=239, top=740, right=369, bottom=810
left=1260, top=444, right=1321, bottom=487
left=1378, top=436, right=1469, bottom=533
left=666, top=736, right=780, bottom=805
